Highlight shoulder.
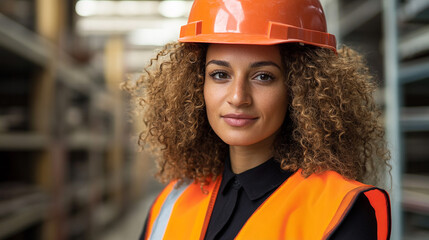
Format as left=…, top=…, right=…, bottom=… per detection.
left=151, top=180, right=190, bottom=208
left=299, top=170, right=391, bottom=239
left=328, top=193, right=377, bottom=239
left=141, top=180, right=189, bottom=240
left=150, top=178, right=219, bottom=210
left=297, top=170, right=390, bottom=220
left=292, top=170, right=372, bottom=197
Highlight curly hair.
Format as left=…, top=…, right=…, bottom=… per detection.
left=122, top=42, right=390, bottom=186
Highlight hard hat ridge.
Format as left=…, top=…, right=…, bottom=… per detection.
left=178, top=0, right=336, bottom=51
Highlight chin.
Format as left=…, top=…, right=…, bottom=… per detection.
left=219, top=135, right=260, bottom=146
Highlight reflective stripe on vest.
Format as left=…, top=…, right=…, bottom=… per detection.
left=148, top=182, right=189, bottom=240
left=145, top=170, right=391, bottom=240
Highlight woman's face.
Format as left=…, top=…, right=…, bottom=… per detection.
left=204, top=44, right=288, bottom=146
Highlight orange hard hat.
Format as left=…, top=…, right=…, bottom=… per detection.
left=178, top=0, right=336, bottom=51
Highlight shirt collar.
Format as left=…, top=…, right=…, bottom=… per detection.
left=220, top=157, right=294, bottom=201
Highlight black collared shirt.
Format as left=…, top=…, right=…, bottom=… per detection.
left=204, top=157, right=294, bottom=240
left=203, top=157, right=377, bottom=240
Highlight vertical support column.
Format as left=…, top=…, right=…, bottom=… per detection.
left=37, top=0, right=63, bottom=43
left=35, top=0, right=66, bottom=239
left=104, top=36, right=125, bottom=209
left=131, top=114, right=151, bottom=201
left=382, top=0, right=402, bottom=239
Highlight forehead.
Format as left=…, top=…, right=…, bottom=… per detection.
left=206, top=44, right=282, bottom=65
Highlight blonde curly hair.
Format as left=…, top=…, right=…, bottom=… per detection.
left=122, top=42, right=390, bottom=186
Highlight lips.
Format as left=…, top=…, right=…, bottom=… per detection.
left=222, top=114, right=258, bottom=127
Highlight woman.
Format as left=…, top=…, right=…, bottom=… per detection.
left=124, top=0, right=391, bottom=239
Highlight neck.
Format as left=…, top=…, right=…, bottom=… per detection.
left=229, top=135, right=275, bottom=174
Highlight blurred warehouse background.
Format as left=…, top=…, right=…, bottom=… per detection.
left=0, top=0, right=428, bottom=239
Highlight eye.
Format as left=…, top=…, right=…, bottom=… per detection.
left=254, top=72, right=275, bottom=82
left=209, top=71, right=230, bottom=80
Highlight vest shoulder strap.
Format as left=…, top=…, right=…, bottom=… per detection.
left=145, top=180, right=177, bottom=240
left=236, top=170, right=391, bottom=240
left=145, top=178, right=221, bottom=240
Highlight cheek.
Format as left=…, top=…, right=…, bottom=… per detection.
left=203, top=82, right=218, bottom=118
left=203, top=83, right=211, bottom=110
left=260, top=88, right=288, bottom=123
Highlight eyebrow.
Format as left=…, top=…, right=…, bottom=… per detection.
left=250, top=61, right=282, bottom=70
left=206, top=60, right=282, bottom=70
left=206, top=60, right=231, bottom=68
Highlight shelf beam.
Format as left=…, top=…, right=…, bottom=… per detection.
left=0, top=133, right=48, bottom=150
left=0, top=15, right=98, bottom=96
left=0, top=203, right=48, bottom=239
left=57, top=62, right=93, bottom=94
left=403, top=173, right=429, bottom=214
left=0, top=14, right=51, bottom=67
left=399, top=0, right=429, bottom=22
left=340, top=0, right=381, bottom=36
left=67, top=132, right=110, bottom=150
left=399, top=26, right=429, bottom=60
left=400, top=57, right=429, bottom=84
left=401, top=107, right=429, bottom=132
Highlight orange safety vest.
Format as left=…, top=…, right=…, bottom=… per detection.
left=144, top=170, right=391, bottom=240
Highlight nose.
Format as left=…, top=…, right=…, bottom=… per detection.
left=227, top=75, right=252, bottom=107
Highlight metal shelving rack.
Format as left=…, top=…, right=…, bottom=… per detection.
left=0, top=1, right=151, bottom=239
left=396, top=1, right=429, bottom=239
left=323, top=0, right=429, bottom=239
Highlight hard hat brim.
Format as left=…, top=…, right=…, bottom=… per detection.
left=178, top=33, right=336, bottom=52
left=178, top=21, right=337, bottom=52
